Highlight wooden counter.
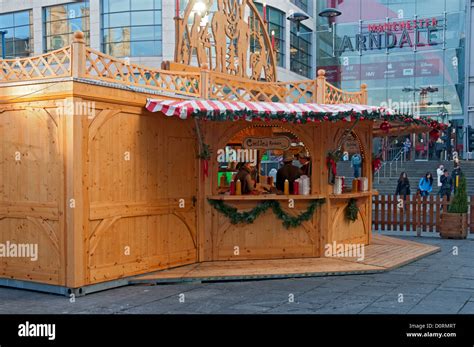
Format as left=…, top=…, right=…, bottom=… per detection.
left=208, top=194, right=326, bottom=201
left=329, top=190, right=378, bottom=199
left=206, top=194, right=323, bottom=261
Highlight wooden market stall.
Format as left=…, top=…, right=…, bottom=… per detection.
left=0, top=1, right=445, bottom=294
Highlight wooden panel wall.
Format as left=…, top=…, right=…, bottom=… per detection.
left=319, top=121, right=373, bottom=249
left=86, top=105, right=198, bottom=284
left=0, top=105, right=65, bottom=285
left=212, top=201, right=320, bottom=260
left=0, top=83, right=200, bottom=287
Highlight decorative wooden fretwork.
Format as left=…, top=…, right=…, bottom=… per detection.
left=175, top=0, right=277, bottom=82
left=85, top=47, right=201, bottom=97
left=325, top=81, right=365, bottom=105
left=0, top=46, right=71, bottom=82
left=209, top=70, right=315, bottom=103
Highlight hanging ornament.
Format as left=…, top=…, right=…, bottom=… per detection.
left=430, top=129, right=440, bottom=141
left=379, top=121, right=391, bottom=134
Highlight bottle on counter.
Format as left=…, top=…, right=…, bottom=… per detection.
left=236, top=179, right=242, bottom=195
left=219, top=175, right=227, bottom=188
left=284, top=179, right=289, bottom=195
left=229, top=181, right=236, bottom=195
left=352, top=178, right=359, bottom=193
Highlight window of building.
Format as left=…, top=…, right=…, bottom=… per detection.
left=44, top=1, right=90, bottom=52
left=290, top=0, right=311, bottom=14
left=0, top=10, right=33, bottom=58
left=102, top=0, right=162, bottom=57
left=290, top=22, right=312, bottom=78
left=254, top=3, right=285, bottom=68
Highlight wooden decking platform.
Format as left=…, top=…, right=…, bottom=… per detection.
left=130, top=234, right=439, bottom=284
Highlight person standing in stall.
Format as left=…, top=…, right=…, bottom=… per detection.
left=298, top=153, right=311, bottom=177
left=276, top=152, right=302, bottom=194
left=233, top=162, right=255, bottom=195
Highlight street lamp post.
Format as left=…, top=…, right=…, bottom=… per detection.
left=317, top=8, right=342, bottom=58
left=287, top=8, right=342, bottom=59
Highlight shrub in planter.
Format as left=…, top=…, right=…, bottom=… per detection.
left=439, top=175, right=468, bottom=239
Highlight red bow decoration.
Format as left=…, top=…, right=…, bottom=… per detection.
left=380, top=121, right=391, bottom=133
left=372, top=158, right=382, bottom=172
left=202, top=159, right=209, bottom=179
left=429, top=129, right=440, bottom=141
left=326, top=157, right=337, bottom=176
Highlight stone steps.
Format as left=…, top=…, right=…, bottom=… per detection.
left=336, top=160, right=474, bottom=195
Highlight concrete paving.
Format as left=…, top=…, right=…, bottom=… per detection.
left=0, top=234, right=473, bottom=314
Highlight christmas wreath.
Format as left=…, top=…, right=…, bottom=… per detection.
left=208, top=198, right=325, bottom=229
left=345, top=198, right=359, bottom=222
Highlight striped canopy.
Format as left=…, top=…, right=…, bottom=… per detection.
left=145, top=98, right=446, bottom=131
left=146, top=98, right=388, bottom=120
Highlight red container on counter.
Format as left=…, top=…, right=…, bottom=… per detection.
left=293, top=181, right=299, bottom=195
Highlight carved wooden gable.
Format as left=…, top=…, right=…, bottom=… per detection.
left=175, top=0, right=277, bottom=81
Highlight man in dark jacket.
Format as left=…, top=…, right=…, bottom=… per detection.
left=233, top=162, right=255, bottom=194
left=276, top=152, right=302, bottom=194
left=439, top=169, right=453, bottom=201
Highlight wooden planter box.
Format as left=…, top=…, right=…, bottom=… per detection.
left=439, top=212, right=468, bottom=239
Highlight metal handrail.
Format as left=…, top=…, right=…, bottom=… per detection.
left=375, top=148, right=405, bottom=183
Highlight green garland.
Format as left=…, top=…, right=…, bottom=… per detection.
left=208, top=198, right=325, bottom=229
left=345, top=198, right=359, bottom=222
left=191, top=108, right=446, bottom=130
left=198, top=142, right=212, bottom=160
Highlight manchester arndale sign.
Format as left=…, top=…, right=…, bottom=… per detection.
left=337, top=17, right=441, bottom=54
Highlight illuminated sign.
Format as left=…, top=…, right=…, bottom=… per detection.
left=337, top=17, right=442, bottom=54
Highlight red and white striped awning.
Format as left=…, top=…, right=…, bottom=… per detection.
left=145, top=98, right=387, bottom=120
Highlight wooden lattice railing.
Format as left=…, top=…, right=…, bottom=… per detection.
left=84, top=47, right=201, bottom=97
left=208, top=71, right=316, bottom=103
left=325, top=81, right=367, bottom=105
left=0, top=46, right=71, bottom=82
left=0, top=32, right=368, bottom=106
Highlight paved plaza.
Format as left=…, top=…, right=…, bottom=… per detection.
left=0, top=234, right=473, bottom=314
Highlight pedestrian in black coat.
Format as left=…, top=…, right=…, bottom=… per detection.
left=395, top=172, right=411, bottom=200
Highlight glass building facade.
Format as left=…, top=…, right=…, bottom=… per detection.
left=291, top=22, right=313, bottom=78
left=0, top=10, right=33, bottom=58
left=317, top=0, right=468, bottom=155
left=44, top=1, right=90, bottom=52
left=101, top=0, right=163, bottom=57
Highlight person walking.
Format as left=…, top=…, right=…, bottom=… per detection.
left=435, top=139, right=444, bottom=160
left=451, top=162, right=462, bottom=193
left=436, top=164, right=444, bottom=188
left=418, top=172, right=433, bottom=197
left=395, top=172, right=410, bottom=200
left=439, top=169, right=453, bottom=201
left=403, top=137, right=411, bottom=160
